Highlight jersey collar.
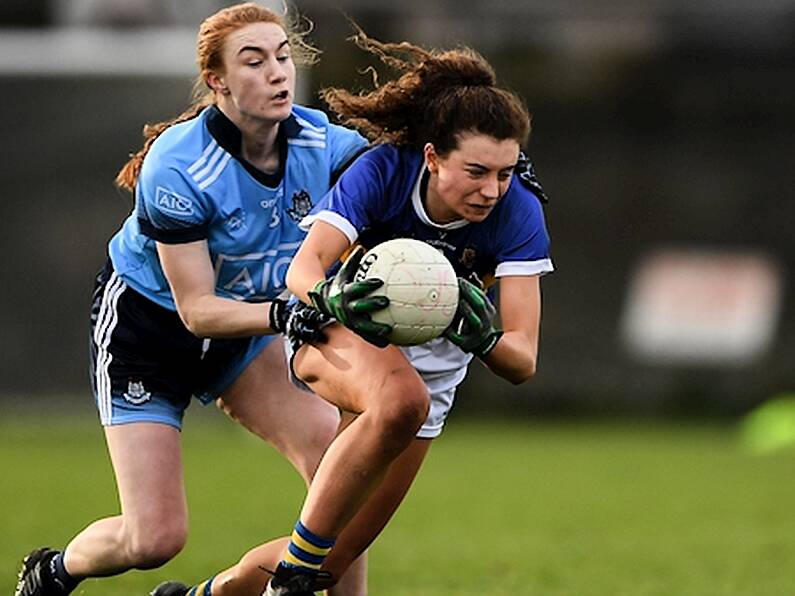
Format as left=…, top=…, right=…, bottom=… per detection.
left=205, top=105, right=294, bottom=187
left=411, top=166, right=470, bottom=230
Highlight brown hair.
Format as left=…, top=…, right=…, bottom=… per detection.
left=321, top=30, right=530, bottom=156
left=116, top=2, right=320, bottom=191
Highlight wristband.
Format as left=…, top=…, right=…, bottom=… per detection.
left=474, top=330, right=503, bottom=359
left=269, top=299, right=287, bottom=334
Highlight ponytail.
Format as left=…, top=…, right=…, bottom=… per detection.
left=115, top=92, right=214, bottom=192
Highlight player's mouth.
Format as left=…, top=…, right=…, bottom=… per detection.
left=271, top=90, right=290, bottom=104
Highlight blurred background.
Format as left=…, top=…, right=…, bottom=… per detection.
left=1, top=0, right=793, bottom=419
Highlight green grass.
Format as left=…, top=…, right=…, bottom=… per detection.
left=2, top=402, right=795, bottom=595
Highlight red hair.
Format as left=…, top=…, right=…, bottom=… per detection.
left=116, top=2, right=319, bottom=191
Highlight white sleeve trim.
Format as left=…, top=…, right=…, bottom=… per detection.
left=299, top=210, right=360, bottom=243
left=495, top=258, right=554, bottom=277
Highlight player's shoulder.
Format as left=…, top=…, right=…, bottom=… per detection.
left=486, top=176, right=548, bottom=236
left=287, top=104, right=367, bottom=155
left=141, top=109, right=216, bottom=189
left=500, top=174, right=547, bottom=216
left=285, top=104, right=333, bottom=142
left=355, top=144, right=422, bottom=175
left=289, top=104, right=331, bottom=127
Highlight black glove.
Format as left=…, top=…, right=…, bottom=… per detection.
left=444, top=278, right=503, bottom=358
left=269, top=298, right=289, bottom=334
left=284, top=301, right=332, bottom=350
left=307, top=246, right=392, bottom=348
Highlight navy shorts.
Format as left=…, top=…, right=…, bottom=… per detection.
left=89, top=261, right=274, bottom=429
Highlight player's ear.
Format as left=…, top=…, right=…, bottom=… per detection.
left=424, top=143, right=439, bottom=174
left=206, top=71, right=230, bottom=95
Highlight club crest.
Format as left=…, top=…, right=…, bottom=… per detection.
left=459, top=246, right=477, bottom=268
left=286, top=190, right=313, bottom=222
left=123, top=380, right=152, bottom=405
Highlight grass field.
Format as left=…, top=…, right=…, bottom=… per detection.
left=2, top=401, right=794, bottom=595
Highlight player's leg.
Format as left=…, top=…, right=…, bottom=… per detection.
left=216, top=339, right=368, bottom=595
left=162, top=352, right=367, bottom=596
left=187, top=409, right=368, bottom=596
left=312, top=371, right=452, bottom=590
left=16, top=421, right=187, bottom=596
left=180, top=378, right=446, bottom=595
left=265, top=325, right=429, bottom=593
left=17, top=266, right=192, bottom=596
left=216, top=337, right=340, bottom=485
left=293, top=325, right=429, bottom=535
left=319, top=437, right=432, bottom=587
left=199, top=438, right=429, bottom=596
left=203, top=437, right=431, bottom=595
left=65, top=422, right=188, bottom=575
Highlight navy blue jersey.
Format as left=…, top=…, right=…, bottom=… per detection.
left=302, top=144, right=553, bottom=283
left=109, top=104, right=368, bottom=310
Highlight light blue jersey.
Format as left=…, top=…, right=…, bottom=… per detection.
left=109, top=104, right=368, bottom=310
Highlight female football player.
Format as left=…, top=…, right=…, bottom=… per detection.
left=164, top=29, right=553, bottom=596
left=14, top=4, right=369, bottom=596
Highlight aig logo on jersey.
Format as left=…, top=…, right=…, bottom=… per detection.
left=155, top=186, right=194, bottom=217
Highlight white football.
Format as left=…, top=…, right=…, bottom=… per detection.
left=354, top=238, right=459, bottom=346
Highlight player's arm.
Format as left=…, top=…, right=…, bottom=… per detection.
left=286, top=221, right=392, bottom=347
left=481, top=275, right=541, bottom=384
left=157, top=240, right=285, bottom=338
left=445, top=274, right=540, bottom=384
left=286, top=221, right=350, bottom=303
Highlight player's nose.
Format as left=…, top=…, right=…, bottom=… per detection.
left=480, top=175, right=500, bottom=200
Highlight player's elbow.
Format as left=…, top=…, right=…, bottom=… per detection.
left=176, top=302, right=210, bottom=338
left=285, top=265, right=299, bottom=297
left=495, top=350, right=536, bottom=384
left=180, top=312, right=205, bottom=337
left=492, top=335, right=537, bottom=384
left=506, top=358, right=536, bottom=385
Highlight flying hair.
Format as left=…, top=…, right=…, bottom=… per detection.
left=321, top=27, right=530, bottom=155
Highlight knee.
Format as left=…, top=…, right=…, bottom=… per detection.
left=124, top=521, right=188, bottom=569
left=373, top=374, right=429, bottom=443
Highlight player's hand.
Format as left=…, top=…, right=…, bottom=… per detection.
left=444, top=278, right=503, bottom=358
left=308, top=246, right=393, bottom=348
left=284, top=301, right=332, bottom=348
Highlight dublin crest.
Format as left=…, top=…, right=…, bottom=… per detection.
left=123, top=380, right=152, bottom=405
left=286, top=190, right=313, bottom=222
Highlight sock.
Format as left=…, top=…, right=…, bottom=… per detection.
left=186, top=575, right=215, bottom=596
left=281, top=520, right=335, bottom=573
left=47, top=552, right=79, bottom=594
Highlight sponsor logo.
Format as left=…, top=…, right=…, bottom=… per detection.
left=214, top=241, right=303, bottom=300
left=354, top=252, right=378, bottom=282
left=225, top=210, right=246, bottom=232
left=123, top=380, right=152, bottom=405
left=155, top=186, right=194, bottom=217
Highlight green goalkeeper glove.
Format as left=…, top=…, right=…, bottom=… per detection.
left=307, top=246, right=393, bottom=348
left=444, top=278, right=503, bottom=358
